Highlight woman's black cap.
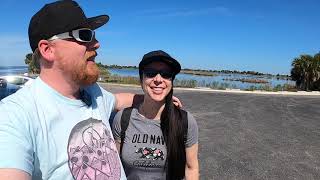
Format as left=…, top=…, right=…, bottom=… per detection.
left=139, top=50, right=181, bottom=75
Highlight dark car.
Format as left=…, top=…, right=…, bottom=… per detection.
left=0, top=78, right=20, bottom=100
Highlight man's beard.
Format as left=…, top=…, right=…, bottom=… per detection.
left=57, top=51, right=100, bottom=86
left=72, top=61, right=100, bottom=86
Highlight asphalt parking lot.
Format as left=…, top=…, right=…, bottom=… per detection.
left=102, top=84, right=320, bottom=180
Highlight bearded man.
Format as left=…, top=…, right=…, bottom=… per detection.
left=0, top=1, right=137, bottom=179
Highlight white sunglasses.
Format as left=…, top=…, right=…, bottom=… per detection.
left=48, top=28, right=95, bottom=43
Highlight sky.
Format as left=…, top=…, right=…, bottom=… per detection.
left=0, top=0, right=319, bottom=75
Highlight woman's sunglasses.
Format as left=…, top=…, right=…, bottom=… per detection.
left=143, top=69, right=174, bottom=79
left=48, top=28, right=95, bottom=43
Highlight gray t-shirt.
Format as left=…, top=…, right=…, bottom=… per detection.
left=112, top=108, right=198, bottom=180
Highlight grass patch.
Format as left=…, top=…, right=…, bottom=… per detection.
left=197, top=80, right=237, bottom=90
left=180, top=70, right=216, bottom=76
left=223, top=78, right=269, bottom=84
left=175, top=79, right=197, bottom=88
left=98, top=75, right=297, bottom=92
left=245, top=84, right=297, bottom=92
left=100, top=75, right=140, bottom=85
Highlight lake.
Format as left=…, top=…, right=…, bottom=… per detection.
left=0, top=66, right=295, bottom=90
left=0, top=66, right=28, bottom=76
left=108, top=68, right=295, bottom=89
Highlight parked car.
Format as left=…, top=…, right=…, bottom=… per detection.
left=0, top=78, right=21, bottom=100
left=0, top=75, right=34, bottom=87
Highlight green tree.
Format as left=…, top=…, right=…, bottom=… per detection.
left=24, top=53, right=40, bottom=74
left=96, top=62, right=110, bottom=81
left=24, top=53, right=32, bottom=66
left=312, top=52, right=320, bottom=89
left=291, top=52, right=320, bottom=91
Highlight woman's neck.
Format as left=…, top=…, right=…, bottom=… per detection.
left=139, top=99, right=165, bottom=120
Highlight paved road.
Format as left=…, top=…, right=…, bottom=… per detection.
left=102, top=84, right=320, bottom=180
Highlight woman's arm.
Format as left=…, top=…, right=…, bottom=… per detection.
left=185, top=143, right=199, bottom=180
left=114, top=93, right=139, bottom=111
left=111, top=109, right=124, bottom=154
left=0, top=169, right=31, bottom=180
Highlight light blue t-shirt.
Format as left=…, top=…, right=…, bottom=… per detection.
left=0, top=77, right=127, bottom=180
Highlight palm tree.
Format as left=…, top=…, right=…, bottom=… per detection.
left=312, top=52, right=320, bottom=90
left=291, top=55, right=310, bottom=90
left=291, top=52, right=320, bottom=91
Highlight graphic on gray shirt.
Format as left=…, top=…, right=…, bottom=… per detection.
left=112, top=108, right=198, bottom=180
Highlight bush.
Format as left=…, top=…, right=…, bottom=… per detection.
left=102, top=75, right=140, bottom=85
left=175, top=79, right=197, bottom=88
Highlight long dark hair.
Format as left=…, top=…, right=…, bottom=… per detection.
left=160, top=88, right=187, bottom=180
left=139, top=69, right=186, bottom=180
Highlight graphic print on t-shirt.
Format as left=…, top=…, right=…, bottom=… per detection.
left=130, top=133, right=166, bottom=168
left=67, top=118, right=121, bottom=180
left=135, top=147, right=164, bottom=160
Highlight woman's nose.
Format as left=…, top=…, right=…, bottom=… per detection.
left=154, top=73, right=163, bottom=82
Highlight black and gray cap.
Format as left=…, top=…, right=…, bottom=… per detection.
left=28, top=0, right=109, bottom=52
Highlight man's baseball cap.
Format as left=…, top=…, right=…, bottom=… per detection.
left=28, top=0, right=109, bottom=52
left=139, top=50, right=181, bottom=75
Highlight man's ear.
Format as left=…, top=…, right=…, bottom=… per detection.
left=38, top=40, right=55, bottom=62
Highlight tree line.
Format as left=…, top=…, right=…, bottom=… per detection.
left=24, top=51, right=320, bottom=91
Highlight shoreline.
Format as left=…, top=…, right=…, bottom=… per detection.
left=99, top=82, right=320, bottom=96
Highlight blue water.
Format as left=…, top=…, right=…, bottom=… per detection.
left=108, top=68, right=295, bottom=89
left=0, top=66, right=295, bottom=89
left=0, top=66, right=28, bottom=76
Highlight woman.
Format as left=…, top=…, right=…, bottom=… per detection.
left=112, top=50, right=199, bottom=180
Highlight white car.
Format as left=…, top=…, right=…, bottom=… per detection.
left=0, top=75, right=35, bottom=87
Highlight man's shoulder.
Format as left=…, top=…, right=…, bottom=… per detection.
left=84, top=83, right=114, bottom=98
left=84, top=83, right=116, bottom=111
left=1, top=84, right=35, bottom=108
left=0, top=85, right=36, bottom=127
